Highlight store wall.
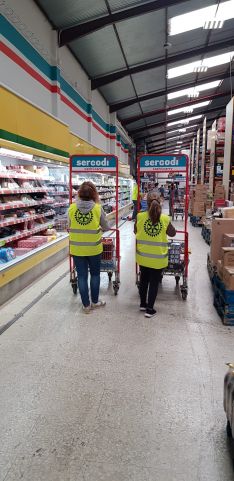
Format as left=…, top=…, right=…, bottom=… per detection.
left=0, top=0, right=131, bottom=161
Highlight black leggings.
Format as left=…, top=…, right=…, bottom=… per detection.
left=139, top=266, right=162, bottom=310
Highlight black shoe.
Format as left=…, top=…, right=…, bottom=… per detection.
left=140, top=305, right=147, bottom=311
left=145, top=308, right=157, bottom=318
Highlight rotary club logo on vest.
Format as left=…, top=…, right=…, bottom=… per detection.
left=144, top=219, right=162, bottom=237
left=75, top=209, right=93, bottom=225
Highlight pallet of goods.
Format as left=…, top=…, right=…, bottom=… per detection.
left=189, top=184, right=207, bottom=226
left=207, top=218, right=234, bottom=325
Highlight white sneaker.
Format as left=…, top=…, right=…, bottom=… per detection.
left=82, top=305, right=92, bottom=314
left=91, top=300, right=106, bottom=308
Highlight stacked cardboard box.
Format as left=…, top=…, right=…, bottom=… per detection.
left=222, top=207, right=234, bottom=219
left=210, top=219, right=234, bottom=266
left=190, top=185, right=207, bottom=217
left=214, top=184, right=225, bottom=202
left=211, top=223, right=234, bottom=290
left=217, top=247, right=234, bottom=290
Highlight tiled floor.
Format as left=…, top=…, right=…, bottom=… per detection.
left=1, top=221, right=234, bottom=480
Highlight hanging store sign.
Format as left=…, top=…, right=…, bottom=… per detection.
left=139, top=154, right=187, bottom=172
left=71, top=155, right=117, bottom=172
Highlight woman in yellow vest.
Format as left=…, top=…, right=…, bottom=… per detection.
left=135, top=192, right=176, bottom=318
left=69, top=182, right=110, bottom=314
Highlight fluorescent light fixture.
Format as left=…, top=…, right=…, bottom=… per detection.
left=169, top=0, right=234, bottom=35
left=187, top=89, right=199, bottom=98
left=0, top=148, right=33, bottom=161
left=167, top=115, right=202, bottom=127
left=193, top=65, right=208, bottom=73
left=177, top=141, right=183, bottom=144
left=183, top=107, right=194, bottom=113
left=168, top=52, right=234, bottom=79
left=168, top=101, right=210, bottom=116
left=204, top=19, right=224, bottom=29
left=168, top=80, right=221, bottom=100
left=166, top=129, right=180, bottom=135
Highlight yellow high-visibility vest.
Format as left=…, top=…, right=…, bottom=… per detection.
left=136, top=211, right=170, bottom=269
left=69, top=203, right=103, bottom=256
left=132, top=184, right=138, bottom=201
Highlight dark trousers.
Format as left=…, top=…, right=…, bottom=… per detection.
left=139, top=266, right=162, bottom=310
left=132, top=200, right=138, bottom=220
left=73, top=254, right=101, bottom=307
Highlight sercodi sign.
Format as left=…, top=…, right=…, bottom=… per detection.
left=71, top=155, right=117, bottom=171
left=139, top=155, right=187, bottom=171
left=144, top=157, right=179, bottom=167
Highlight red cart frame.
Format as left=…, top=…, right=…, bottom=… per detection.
left=136, top=153, right=189, bottom=300
left=69, top=155, right=120, bottom=295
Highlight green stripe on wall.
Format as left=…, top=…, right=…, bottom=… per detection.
left=0, top=130, right=69, bottom=158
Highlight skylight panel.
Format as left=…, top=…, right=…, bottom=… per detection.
left=168, top=52, right=234, bottom=79
left=169, top=0, right=234, bottom=35
left=168, top=101, right=210, bottom=116
left=168, top=81, right=221, bottom=100
left=167, top=115, right=202, bottom=127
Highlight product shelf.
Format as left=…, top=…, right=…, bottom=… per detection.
left=53, top=201, right=69, bottom=207
left=0, top=188, right=53, bottom=195
left=0, top=221, right=55, bottom=245
left=0, top=210, right=55, bottom=228
left=50, top=191, right=69, bottom=196
left=0, top=171, right=51, bottom=181
left=0, top=199, right=53, bottom=211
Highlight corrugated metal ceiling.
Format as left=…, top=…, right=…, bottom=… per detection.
left=35, top=0, right=234, bottom=150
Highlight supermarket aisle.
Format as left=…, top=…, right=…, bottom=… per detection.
left=1, top=221, right=234, bottom=481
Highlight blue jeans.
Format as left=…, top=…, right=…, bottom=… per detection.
left=73, top=254, right=101, bottom=307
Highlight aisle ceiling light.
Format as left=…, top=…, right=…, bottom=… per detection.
left=167, top=115, right=203, bottom=127
left=168, top=101, right=210, bottom=116
left=204, top=19, right=224, bottom=29
left=168, top=80, right=221, bottom=100
left=168, top=52, right=234, bottom=79
left=0, top=148, right=33, bottom=161
left=169, top=0, right=234, bottom=35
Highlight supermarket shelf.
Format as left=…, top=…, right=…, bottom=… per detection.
left=50, top=192, right=69, bottom=196
left=0, top=199, right=53, bottom=211
left=48, top=182, right=67, bottom=185
left=0, top=171, right=51, bottom=180
left=53, top=201, right=69, bottom=207
left=0, top=210, right=55, bottom=228
left=0, top=221, right=55, bottom=245
left=0, top=188, right=52, bottom=195
left=106, top=202, right=132, bottom=219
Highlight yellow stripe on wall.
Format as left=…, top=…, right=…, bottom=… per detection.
left=1, top=87, right=70, bottom=153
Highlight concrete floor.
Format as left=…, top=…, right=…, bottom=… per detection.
left=1, top=221, right=234, bottom=481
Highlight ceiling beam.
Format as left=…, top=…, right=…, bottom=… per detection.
left=135, top=114, right=218, bottom=141
left=110, top=71, right=234, bottom=112
left=91, top=39, right=234, bottom=89
left=131, top=103, right=227, bottom=136
left=123, top=91, right=230, bottom=125
left=148, top=143, right=190, bottom=153
left=148, top=135, right=194, bottom=148
left=58, top=0, right=187, bottom=46
left=147, top=130, right=197, bottom=146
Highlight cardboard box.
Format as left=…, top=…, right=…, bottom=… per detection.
left=223, top=267, right=234, bottom=290
left=193, top=201, right=205, bottom=209
left=222, top=234, right=234, bottom=248
left=230, top=194, right=234, bottom=202
left=192, top=210, right=205, bottom=217
left=223, top=208, right=234, bottom=219
left=220, top=247, right=234, bottom=267
left=217, top=259, right=223, bottom=279
left=210, top=219, right=234, bottom=265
